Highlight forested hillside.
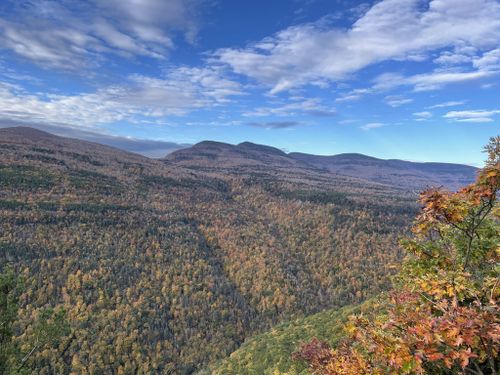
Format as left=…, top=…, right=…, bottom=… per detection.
left=0, top=127, right=476, bottom=374
left=288, top=152, right=477, bottom=191
left=208, top=300, right=377, bottom=375
left=165, top=140, right=477, bottom=192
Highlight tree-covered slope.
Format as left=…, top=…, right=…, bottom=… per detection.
left=166, top=140, right=477, bottom=192
left=1, top=126, right=420, bottom=373
left=207, top=301, right=376, bottom=375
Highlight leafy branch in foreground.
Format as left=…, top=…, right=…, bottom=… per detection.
left=294, top=136, right=500, bottom=374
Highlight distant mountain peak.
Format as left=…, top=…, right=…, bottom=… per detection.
left=165, top=139, right=298, bottom=168
left=290, top=152, right=380, bottom=162
left=193, top=140, right=234, bottom=149
left=0, top=126, right=60, bottom=139
left=0, top=125, right=150, bottom=163
left=237, top=142, right=287, bottom=156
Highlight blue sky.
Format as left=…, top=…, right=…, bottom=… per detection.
left=0, top=0, right=499, bottom=164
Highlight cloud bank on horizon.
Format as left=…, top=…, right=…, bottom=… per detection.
left=0, top=0, right=498, bottom=164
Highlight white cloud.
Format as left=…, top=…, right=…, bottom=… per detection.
left=413, top=111, right=433, bottom=121
left=335, top=94, right=362, bottom=102
left=335, top=88, right=372, bottom=102
left=248, top=121, right=302, bottom=129
left=455, top=117, right=494, bottom=123
left=214, top=0, right=500, bottom=93
left=0, top=0, right=205, bottom=69
left=373, top=69, right=495, bottom=92
left=443, top=109, right=500, bottom=122
left=411, top=70, right=496, bottom=91
left=481, top=82, right=496, bottom=89
left=434, top=52, right=472, bottom=66
left=361, top=122, right=386, bottom=131
left=473, top=48, right=500, bottom=71
left=384, top=95, right=413, bottom=107
left=434, top=43, right=477, bottom=65
left=130, top=66, right=243, bottom=110
left=0, top=66, right=241, bottom=128
left=428, top=101, right=465, bottom=108
left=244, top=98, right=336, bottom=117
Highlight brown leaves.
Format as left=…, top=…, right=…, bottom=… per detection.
left=404, top=300, right=497, bottom=370
left=415, top=188, right=470, bottom=234
left=296, top=291, right=499, bottom=374
left=414, top=150, right=499, bottom=238
left=292, top=337, right=335, bottom=370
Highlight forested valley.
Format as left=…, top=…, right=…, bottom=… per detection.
left=0, top=127, right=482, bottom=374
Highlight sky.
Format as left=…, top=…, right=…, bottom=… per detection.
left=0, top=0, right=499, bottom=164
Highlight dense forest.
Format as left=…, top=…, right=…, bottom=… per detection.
left=0, top=127, right=481, bottom=374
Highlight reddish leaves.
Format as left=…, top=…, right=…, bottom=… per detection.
left=292, top=338, right=334, bottom=369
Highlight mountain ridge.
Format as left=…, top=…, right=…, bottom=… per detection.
left=167, top=139, right=477, bottom=191
left=0, top=126, right=478, bottom=191
left=1, top=126, right=476, bottom=169
left=0, top=126, right=152, bottom=163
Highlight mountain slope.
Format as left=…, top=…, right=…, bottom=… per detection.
left=0, top=126, right=150, bottom=163
left=289, top=152, right=477, bottom=191
left=1, top=126, right=418, bottom=373
left=164, top=140, right=301, bottom=169
left=165, top=140, right=477, bottom=191
left=207, top=300, right=377, bottom=375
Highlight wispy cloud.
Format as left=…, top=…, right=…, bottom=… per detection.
left=473, top=48, right=500, bottom=72
left=384, top=95, right=413, bottom=107
left=361, top=122, right=386, bottom=131
left=0, top=66, right=242, bottom=128
left=215, top=0, right=500, bottom=93
left=248, top=121, right=302, bottom=129
left=244, top=98, right=335, bottom=117
left=373, top=69, right=495, bottom=92
left=335, top=88, right=372, bottom=102
left=413, top=111, right=433, bottom=121
left=443, top=109, right=500, bottom=123
left=0, top=0, right=206, bottom=69
left=428, top=101, right=466, bottom=109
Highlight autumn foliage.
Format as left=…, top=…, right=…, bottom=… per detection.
left=0, top=127, right=417, bottom=372
left=294, top=136, right=500, bottom=374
